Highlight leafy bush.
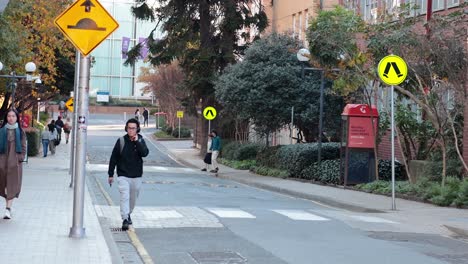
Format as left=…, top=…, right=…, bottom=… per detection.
left=24, top=127, right=40, bottom=157
left=277, top=143, right=340, bottom=177
left=256, top=145, right=281, bottom=168
left=430, top=177, right=461, bottom=206
left=221, top=141, right=241, bottom=160
left=251, top=166, right=289, bottom=178
left=299, top=159, right=341, bottom=184
left=234, top=143, right=262, bottom=161
left=317, top=160, right=341, bottom=184
left=220, top=158, right=256, bottom=170
left=154, top=131, right=173, bottom=138
left=162, top=126, right=173, bottom=135
left=356, top=180, right=390, bottom=193
left=171, top=127, right=191, bottom=138
left=378, top=160, right=404, bottom=181
left=454, top=180, right=468, bottom=207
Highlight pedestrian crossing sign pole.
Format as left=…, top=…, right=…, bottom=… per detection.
left=378, top=55, right=408, bottom=211
left=177, top=111, right=183, bottom=139
left=203, top=106, right=217, bottom=135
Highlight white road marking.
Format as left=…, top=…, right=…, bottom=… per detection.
left=141, top=209, right=183, bottom=219
left=207, top=208, right=256, bottom=219
left=349, top=215, right=397, bottom=224
left=273, top=210, right=329, bottom=221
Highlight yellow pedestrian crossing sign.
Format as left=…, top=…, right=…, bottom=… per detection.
left=203, top=107, right=217, bottom=120
left=54, top=0, right=119, bottom=56
left=177, top=111, right=184, bottom=118
left=378, top=55, right=408, bottom=86
left=66, top=97, right=74, bottom=112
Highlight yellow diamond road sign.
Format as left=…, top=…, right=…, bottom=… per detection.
left=203, top=107, right=217, bottom=121
left=378, top=55, right=408, bottom=86
left=66, top=97, right=74, bottom=112
left=54, top=0, right=119, bottom=56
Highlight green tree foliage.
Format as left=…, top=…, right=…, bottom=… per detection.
left=128, top=0, right=268, bottom=109
left=0, top=0, right=75, bottom=116
left=215, top=33, right=343, bottom=143
left=306, top=6, right=369, bottom=95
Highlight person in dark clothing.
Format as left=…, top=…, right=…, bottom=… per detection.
left=142, top=108, right=149, bottom=127
left=108, top=118, right=149, bottom=231
left=55, top=116, right=64, bottom=142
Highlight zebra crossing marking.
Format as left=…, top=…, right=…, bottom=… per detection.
left=273, top=210, right=329, bottom=221
left=207, top=208, right=256, bottom=219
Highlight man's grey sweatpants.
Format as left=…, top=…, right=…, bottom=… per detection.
left=117, top=176, right=142, bottom=220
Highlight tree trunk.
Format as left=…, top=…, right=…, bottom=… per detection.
left=441, top=141, right=447, bottom=186
left=396, top=127, right=413, bottom=183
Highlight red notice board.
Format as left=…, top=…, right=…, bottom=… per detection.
left=348, top=117, right=377, bottom=148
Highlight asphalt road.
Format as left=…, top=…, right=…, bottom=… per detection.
left=86, top=114, right=468, bottom=264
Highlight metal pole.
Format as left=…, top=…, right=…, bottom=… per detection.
left=124, top=112, right=127, bottom=122
left=69, top=55, right=90, bottom=238
left=317, top=70, right=325, bottom=168
left=37, top=101, right=40, bottom=122
left=290, top=106, right=294, bottom=145
left=69, top=51, right=80, bottom=186
left=391, top=85, right=396, bottom=210
left=178, top=117, right=181, bottom=139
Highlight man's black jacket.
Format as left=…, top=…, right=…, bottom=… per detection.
left=108, top=134, right=149, bottom=178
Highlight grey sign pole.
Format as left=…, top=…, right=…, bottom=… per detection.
left=290, top=106, right=294, bottom=145
left=69, top=51, right=80, bottom=187
left=178, top=117, right=181, bottom=139
left=69, top=55, right=90, bottom=238
left=391, top=85, right=396, bottom=210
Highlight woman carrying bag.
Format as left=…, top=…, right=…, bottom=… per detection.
left=201, top=135, right=212, bottom=172
left=0, top=109, right=27, bottom=219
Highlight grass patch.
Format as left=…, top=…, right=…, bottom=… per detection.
left=154, top=131, right=174, bottom=138
left=251, top=166, right=289, bottom=178
left=219, top=158, right=256, bottom=170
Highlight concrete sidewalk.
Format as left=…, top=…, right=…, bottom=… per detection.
left=156, top=140, right=468, bottom=238
left=0, top=141, right=112, bottom=263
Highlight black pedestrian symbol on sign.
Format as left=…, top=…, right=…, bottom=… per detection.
left=383, top=62, right=403, bottom=78
left=82, top=0, right=95, bottom=12
left=205, top=110, right=214, bottom=117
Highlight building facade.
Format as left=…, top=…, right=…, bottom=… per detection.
left=89, top=0, right=161, bottom=100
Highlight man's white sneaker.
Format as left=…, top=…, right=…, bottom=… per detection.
left=3, top=209, right=11, bottom=219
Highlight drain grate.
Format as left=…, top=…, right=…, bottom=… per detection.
left=110, top=227, right=126, bottom=232
left=190, top=251, right=246, bottom=264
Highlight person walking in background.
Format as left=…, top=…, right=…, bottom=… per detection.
left=142, top=108, right=149, bottom=127
left=55, top=116, right=64, bottom=142
left=41, top=127, right=51, bottom=157
left=63, top=117, right=72, bottom=144
left=201, top=135, right=213, bottom=172
left=134, top=108, right=141, bottom=122
left=48, top=123, right=58, bottom=155
left=209, top=130, right=221, bottom=173
left=0, top=109, right=27, bottom=219
left=108, top=118, right=149, bottom=231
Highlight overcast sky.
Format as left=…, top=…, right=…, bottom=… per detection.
left=0, top=0, right=9, bottom=13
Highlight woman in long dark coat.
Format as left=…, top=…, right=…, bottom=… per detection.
left=0, top=109, right=27, bottom=219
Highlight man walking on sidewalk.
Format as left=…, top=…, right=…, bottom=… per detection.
left=142, top=107, right=149, bottom=127
left=209, top=130, right=221, bottom=173
left=108, top=118, right=149, bottom=231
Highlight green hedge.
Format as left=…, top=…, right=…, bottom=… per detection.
left=251, top=166, right=289, bottom=178
left=221, top=142, right=263, bottom=161
left=378, top=160, right=404, bottom=181
left=277, top=143, right=340, bottom=177
left=220, top=141, right=240, bottom=160
left=171, top=127, right=191, bottom=138
left=256, top=146, right=281, bottom=168
left=300, top=159, right=341, bottom=184
left=24, top=127, right=40, bottom=157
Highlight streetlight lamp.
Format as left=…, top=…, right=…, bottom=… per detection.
left=0, top=61, right=41, bottom=105
left=297, top=48, right=326, bottom=168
